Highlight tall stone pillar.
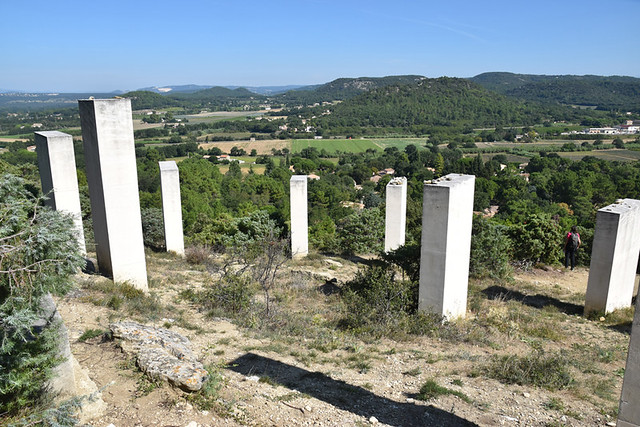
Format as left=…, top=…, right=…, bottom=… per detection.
left=619, top=298, right=640, bottom=427
left=78, top=98, right=148, bottom=291
left=419, top=174, right=475, bottom=319
left=34, top=131, right=86, bottom=255
left=385, top=177, right=407, bottom=253
left=159, top=161, right=185, bottom=256
left=290, top=175, right=308, bottom=258
left=584, top=199, right=640, bottom=315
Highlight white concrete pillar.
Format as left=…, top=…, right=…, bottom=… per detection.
left=35, top=131, right=86, bottom=255
left=584, top=199, right=640, bottom=315
left=159, top=161, right=185, bottom=256
left=290, top=175, right=308, bottom=258
left=419, top=174, right=475, bottom=319
left=619, top=298, right=640, bottom=427
left=78, top=98, right=148, bottom=291
left=385, top=177, right=407, bottom=253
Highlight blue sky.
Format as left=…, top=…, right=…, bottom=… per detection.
left=1, top=0, right=639, bottom=92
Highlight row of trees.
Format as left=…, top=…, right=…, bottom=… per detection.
left=129, top=140, right=640, bottom=269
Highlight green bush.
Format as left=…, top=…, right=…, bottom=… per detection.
left=339, top=265, right=444, bottom=338
left=336, top=208, right=384, bottom=255
left=483, top=350, right=573, bottom=390
left=470, top=215, right=512, bottom=280
left=0, top=174, right=85, bottom=416
left=381, top=241, right=421, bottom=283
left=508, top=214, right=563, bottom=265
left=200, top=274, right=255, bottom=316
left=417, top=379, right=472, bottom=403
left=141, top=207, right=165, bottom=250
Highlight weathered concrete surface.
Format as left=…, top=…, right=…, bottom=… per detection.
left=159, top=161, right=185, bottom=256
left=584, top=199, right=640, bottom=314
left=35, top=131, right=86, bottom=255
left=419, top=174, right=475, bottom=320
left=619, top=299, right=640, bottom=426
left=110, top=321, right=207, bottom=391
left=290, top=175, right=308, bottom=258
left=37, top=294, right=75, bottom=397
left=38, top=294, right=106, bottom=421
left=78, top=99, right=148, bottom=291
left=385, top=177, right=407, bottom=253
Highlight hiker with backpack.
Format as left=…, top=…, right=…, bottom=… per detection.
left=564, top=225, right=581, bottom=270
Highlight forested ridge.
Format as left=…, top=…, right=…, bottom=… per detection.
left=471, top=72, right=640, bottom=111
left=310, top=77, right=616, bottom=136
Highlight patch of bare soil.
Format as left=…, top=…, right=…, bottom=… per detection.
left=198, top=140, right=291, bottom=156
left=55, top=257, right=634, bottom=427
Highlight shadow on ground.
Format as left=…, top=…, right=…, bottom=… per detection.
left=482, top=285, right=583, bottom=316
left=228, top=353, right=478, bottom=427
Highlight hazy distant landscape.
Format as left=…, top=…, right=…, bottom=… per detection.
left=2, top=69, right=640, bottom=426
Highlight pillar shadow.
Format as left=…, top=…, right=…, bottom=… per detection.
left=481, top=285, right=583, bottom=316
left=608, top=321, right=633, bottom=334
left=228, top=353, right=478, bottom=427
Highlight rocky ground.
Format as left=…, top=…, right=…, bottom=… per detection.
left=53, top=253, right=638, bottom=427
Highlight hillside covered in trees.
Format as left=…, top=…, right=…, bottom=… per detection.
left=471, top=72, right=640, bottom=112
left=306, top=77, right=617, bottom=136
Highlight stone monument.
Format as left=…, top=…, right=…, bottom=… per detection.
left=584, top=199, right=640, bottom=314
left=384, top=177, right=407, bottom=253
left=618, top=298, right=640, bottom=426
left=419, top=174, right=475, bottom=319
left=35, top=131, right=86, bottom=255
left=290, top=175, right=308, bottom=258
left=159, top=161, right=185, bottom=256
left=78, top=98, right=148, bottom=291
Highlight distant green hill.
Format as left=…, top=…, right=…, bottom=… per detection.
left=277, top=75, right=425, bottom=105
left=174, top=86, right=259, bottom=99
left=121, top=90, right=180, bottom=110
left=313, top=77, right=615, bottom=135
left=316, top=77, right=546, bottom=131
left=471, top=72, right=640, bottom=111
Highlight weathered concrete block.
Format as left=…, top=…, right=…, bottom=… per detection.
left=619, top=298, right=640, bottom=426
left=419, top=174, right=475, bottom=319
left=39, top=294, right=106, bottom=421
left=110, top=321, right=208, bottom=391
left=584, top=199, right=640, bottom=314
left=78, top=99, right=148, bottom=291
left=385, top=177, right=407, bottom=253
left=290, top=175, right=308, bottom=258
left=37, top=294, right=76, bottom=397
left=35, top=131, right=86, bottom=255
left=159, top=161, right=185, bottom=256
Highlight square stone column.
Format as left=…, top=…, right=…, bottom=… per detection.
left=78, top=98, right=148, bottom=291
left=290, top=175, right=308, bottom=258
left=385, top=177, right=407, bottom=253
left=419, top=174, right=475, bottom=319
left=619, top=298, right=640, bottom=427
left=35, top=131, right=86, bottom=255
left=584, top=199, right=640, bottom=315
left=159, top=161, right=185, bottom=256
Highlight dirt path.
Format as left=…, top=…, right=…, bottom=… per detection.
left=54, top=260, right=633, bottom=427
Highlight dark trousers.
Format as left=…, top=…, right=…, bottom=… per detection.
left=565, top=248, right=576, bottom=269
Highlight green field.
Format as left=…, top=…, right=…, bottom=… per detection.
left=557, top=149, right=640, bottom=162
left=291, top=138, right=426, bottom=153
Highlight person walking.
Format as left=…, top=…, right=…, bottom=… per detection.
left=564, top=225, right=581, bottom=270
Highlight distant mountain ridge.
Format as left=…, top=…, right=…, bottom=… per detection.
left=137, top=84, right=310, bottom=95
left=278, top=75, right=425, bottom=104
left=471, top=72, right=640, bottom=110
left=2, top=73, right=639, bottom=112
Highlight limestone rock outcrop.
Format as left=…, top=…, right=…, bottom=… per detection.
left=109, top=321, right=208, bottom=391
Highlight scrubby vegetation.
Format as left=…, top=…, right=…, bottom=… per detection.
left=0, top=175, right=85, bottom=417
left=2, top=73, right=639, bottom=424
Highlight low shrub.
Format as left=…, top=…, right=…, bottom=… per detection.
left=483, top=350, right=573, bottom=390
